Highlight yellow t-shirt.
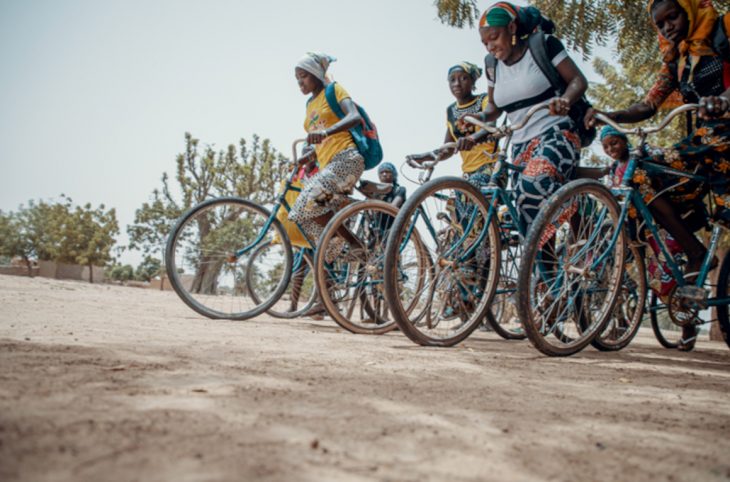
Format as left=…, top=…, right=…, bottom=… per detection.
left=304, top=83, right=357, bottom=169
left=446, top=94, right=499, bottom=174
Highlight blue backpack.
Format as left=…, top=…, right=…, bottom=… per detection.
left=324, top=82, right=383, bottom=170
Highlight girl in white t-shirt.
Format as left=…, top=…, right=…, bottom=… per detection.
left=458, top=2, right=588, bottom=231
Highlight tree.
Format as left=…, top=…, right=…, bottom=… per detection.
left=0, top=210, right=34, bottom=275
left=56, top=202, right=119, bottom=283
left=0, top=200, right=67, bottom=274
left=135, top=255, right=162, bottom=282
left=1, top=197, right=118, bottom=282
left=106, top=263, right=135, bottom=282
left=128, top=132, right=288, bottom=258
left=127, top=132, right=288, bottom=294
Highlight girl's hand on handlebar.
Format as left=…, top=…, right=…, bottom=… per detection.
left=584, top=107, right=612, bottom=129
left=437, top=145, right=456, bottom=160
left=698, top=96, right=730, bottom=120
left=549, top=97, right=570, bottom=116
left=307, top=130, right=329, bottom=145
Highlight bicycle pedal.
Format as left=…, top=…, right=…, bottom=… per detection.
left=676, top=286, right=709, bottom=308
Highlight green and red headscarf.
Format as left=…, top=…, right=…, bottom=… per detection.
left=479, top=2, right=545, bottom=36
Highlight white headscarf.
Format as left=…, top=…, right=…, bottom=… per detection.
left=296, top=52, right=336, bottom=83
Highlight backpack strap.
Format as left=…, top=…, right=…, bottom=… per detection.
left=324, top=82, right=345, bottom=120
left=484, top=54, right=497, bottom=83
left=528, top=32, right=564, bottom=94
left=711, top=13, right=730, bottom=61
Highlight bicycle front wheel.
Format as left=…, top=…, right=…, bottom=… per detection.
left=248, top=243, right=316, bottom=319
left=384, top=177, right=500, bottom=346
left=165, top=197, right=293, bottom=320
left=315, top=200, right=417, bottom=334
left=516, top=179, right=626, bottom=356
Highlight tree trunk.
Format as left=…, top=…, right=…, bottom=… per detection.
left=89, top=263, right=94, bottom=283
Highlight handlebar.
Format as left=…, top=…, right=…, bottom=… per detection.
left=292, top=139, right=307, bottom=163
left=594, top=104, right=699, bottom=136
left=405, top=142, right=456, bottom=170
left=464, top=101, right=552, bottom=136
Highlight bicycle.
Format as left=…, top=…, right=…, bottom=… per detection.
left=165, top=139, right=318, bottom=320
left=516, top=104, right=730, bottom=356
left=382, top=102, right=558, bottom=347
left=312, top=181, right=432, bottom=334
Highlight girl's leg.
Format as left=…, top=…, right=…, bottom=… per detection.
left=649, top=195, right=707, bottom=274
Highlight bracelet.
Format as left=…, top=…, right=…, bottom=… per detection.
left=322, top=129, right=330, bottom=138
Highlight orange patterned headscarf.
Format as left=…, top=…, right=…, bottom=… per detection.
left=648, top=0, right=719, bottom=81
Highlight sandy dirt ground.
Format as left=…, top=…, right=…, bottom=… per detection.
left=0, top=274, right=729, bottom=482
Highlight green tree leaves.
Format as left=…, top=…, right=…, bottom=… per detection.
left=0, top=197, right=119, bottom=280
left=127, top=132, right=287, bottom=258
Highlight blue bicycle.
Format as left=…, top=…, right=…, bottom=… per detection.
left=382, top=103, right=555, bottom=346
left=516, top=104, right=730, bottom=356
left=165, top=139, right=317, bottom=320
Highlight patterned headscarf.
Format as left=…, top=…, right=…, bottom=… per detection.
left=378, top=162, right=398, bottom=182
left=479, top=2, right=544, bottom=37
left=296, top=52, right=337, bottom=84
left=648, top=0, right=719, bottom=81
left=448, top=62, right=483, bottom=83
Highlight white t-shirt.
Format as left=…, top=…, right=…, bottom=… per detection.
left=488, top=36, right=571, bottom=145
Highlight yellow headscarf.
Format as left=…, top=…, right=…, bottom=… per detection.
left=648, top=0, right=719, bottom=81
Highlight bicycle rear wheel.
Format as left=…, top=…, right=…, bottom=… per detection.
left=516, top=179, right=626, bottom=356
left=649, top=293, right=681, bottom=348
left=384, top=177, right=500, bottom=346
left=592, top=242, right=646, bottom=351
left=487, top=234, right=526, bottom=340
left=165, top=197, right=293, bottom=320
left=314, top=200, right=420, bottom=334
left=247, top=243, right=316, bottom=319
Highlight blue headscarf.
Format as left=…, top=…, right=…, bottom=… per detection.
left=600, top=125, right=628, bottom=143
left=378, top=162, right=397, bottom=182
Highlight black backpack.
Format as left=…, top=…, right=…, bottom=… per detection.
left=485, top=32, right=596, bottom=148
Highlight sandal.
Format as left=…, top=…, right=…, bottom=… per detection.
left=677, top=325, right=698, bottom=352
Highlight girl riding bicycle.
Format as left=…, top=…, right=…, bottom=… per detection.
left=290, top=52, right=365, bottom=261
left=587, top=0, right=730, bottom=350
left=412, top=62, right=499, bottom=182
left=459, top=2, right=589, bottom=232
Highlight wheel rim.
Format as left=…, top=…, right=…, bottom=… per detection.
left=385, top=179, right=500, bottom=344
left=523, top=183, right=625, bottom=353
left=167, top=199, right=291, bottom=319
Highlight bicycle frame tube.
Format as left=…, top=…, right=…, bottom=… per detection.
left=233, top=167, right=317, bottom=258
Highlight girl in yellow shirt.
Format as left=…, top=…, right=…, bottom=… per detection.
left=289, top=52, right=365, bottom=260
left=410, top=62, right=499, bottom=188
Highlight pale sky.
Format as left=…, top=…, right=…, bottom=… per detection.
left=0, top=0, right=612, bottom=265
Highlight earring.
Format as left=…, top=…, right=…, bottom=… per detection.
left=512, top=34, right=516, bottom=46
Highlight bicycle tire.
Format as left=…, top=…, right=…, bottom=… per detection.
left=383, top=177, right=500, bottom=346
left=516, top=179, right=626, bottom=356
left=713, top=249, right=730, bottom=349
left=649, top=292, right=681, bottom=348
left=165, top=197, right=293, bottom=320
